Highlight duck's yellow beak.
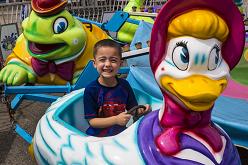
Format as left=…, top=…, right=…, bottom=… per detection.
left=161, top=75, right=227, bottom=111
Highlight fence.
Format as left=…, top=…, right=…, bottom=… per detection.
left=0, top=1, right=31, bottom=28
left=0, top=0, right=167, bottom=32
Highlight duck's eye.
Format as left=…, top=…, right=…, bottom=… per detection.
left=208, top=46, right=221, bottom=70
left=172, top=45, right=189, bottom=71
left=53, top=17, right=68, bottom=34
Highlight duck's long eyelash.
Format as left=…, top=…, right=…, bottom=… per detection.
left=176, top=41, right=188, bottom=48
left=214, top=44, right=221, bottom=51
left=218, top=58, right=223, bottom=67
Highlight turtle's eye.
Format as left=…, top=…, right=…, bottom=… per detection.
left=53, top=17, right=68, bottom=34
left=172, top=41, right=189, bottom=71
left=208, top=45, right=221, bottom=71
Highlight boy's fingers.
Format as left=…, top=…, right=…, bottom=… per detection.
left=145, top=105, right=151, bottom=112
left=119, top=112, right=126, bottom=116
left=125, top=114, right=131, bottom=118
left=124, top=117, right=131, bottom=121
left=138, top=108, right=146, bottom=114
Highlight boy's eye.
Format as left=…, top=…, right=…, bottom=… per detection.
left=99, top=59, right=105, bottom=62
left=111, top=59, right=117, bottom=63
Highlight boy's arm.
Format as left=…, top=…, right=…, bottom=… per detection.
left=89, top=112, right=131, bottom=128
left=88, top=116, right=117, bottom=128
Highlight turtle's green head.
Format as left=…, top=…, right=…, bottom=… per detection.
left=22, top=10, right=86, bottom=60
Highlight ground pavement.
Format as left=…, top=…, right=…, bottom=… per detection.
left=0, top=99, right=49, bottom=165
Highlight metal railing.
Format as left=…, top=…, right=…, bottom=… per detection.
left=65, top=0, right=167, bottom=22
left=0, top=0, right=167, bottom=31
left=0, top=2, right=31, bottom=27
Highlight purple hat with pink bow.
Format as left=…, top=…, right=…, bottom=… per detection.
left=150, top=0, right=245, bottom=73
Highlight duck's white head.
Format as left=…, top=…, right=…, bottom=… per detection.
left=155, top=10, right=231, bottom=113
left=155, top=36, right=229, bottom=112
left=150, top=8, right=245, bottom=120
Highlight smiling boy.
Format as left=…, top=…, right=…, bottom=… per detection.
left=84, top=39, right=149, bottom=137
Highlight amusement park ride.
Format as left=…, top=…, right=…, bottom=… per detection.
left=0, top=0, right=248, bottom=164
left=0, top=2, right=152, bottom=141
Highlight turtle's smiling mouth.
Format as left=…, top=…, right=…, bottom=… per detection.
left=28, top=41, right=66, bottom=55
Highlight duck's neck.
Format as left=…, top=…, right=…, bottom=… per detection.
left=156, top=93, right=223, bottom=153
left=159, top=93, right=212, bottom=129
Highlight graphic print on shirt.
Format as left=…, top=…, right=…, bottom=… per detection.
left=98, top=87, right=128, bottom=118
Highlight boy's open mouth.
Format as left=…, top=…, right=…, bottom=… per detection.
left=103, top=69, right=113, bottom=73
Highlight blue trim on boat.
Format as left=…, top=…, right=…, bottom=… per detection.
left=85, top=143, right=94, bottom=158
left=101, top=145, right=114, bottom=165
left=83, top=157, right=88, bottom=165
left=39, top=124, right=57, bottom=156
left=113, top=139, right=128, bottom=151
left=46, top=115, right=61, bottom=138
left=68, top=134, right=73, bottom=150
left=57, top=162, right=64, bottom=165
left=34, top=142, right=44, bottom=164
left=60, top=145, right=67, bottom=165
left=71, top=163, right=83, bottom=165
left=60, top=134, right=76, bottom=164
left=46, top=107, right=55, bottom=113
left=35, top=142, right=49, bottom=165
left=134, top=119, right=146, bottom=164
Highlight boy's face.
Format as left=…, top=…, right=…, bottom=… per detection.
left=93, top=46, right=122, bottom=79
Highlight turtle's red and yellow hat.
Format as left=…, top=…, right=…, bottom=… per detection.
left=31, top=0, right=68, bottom=16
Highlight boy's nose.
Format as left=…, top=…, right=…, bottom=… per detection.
left=105, top=60, right=111, bottom=66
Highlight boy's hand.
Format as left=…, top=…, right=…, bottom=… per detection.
left=137, top=104, right=151, bottom=115
left=115, top=112, right=131, bottom=126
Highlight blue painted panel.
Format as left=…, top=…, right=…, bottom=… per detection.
left=104, top=11, right=129, bottom=32
left=72, top=61, right=99, bottom=91
left=15, top=124, right=32, bottom=144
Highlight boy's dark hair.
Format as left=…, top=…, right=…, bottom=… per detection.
left=93, top=39, right=122, bottom=58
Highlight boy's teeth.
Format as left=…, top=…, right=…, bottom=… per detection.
left=104, top=69, right=112, bottom=72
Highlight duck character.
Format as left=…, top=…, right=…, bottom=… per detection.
left=138, top=0, right=243, bottom=164
left=0, top=0, right=109, bottom=85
